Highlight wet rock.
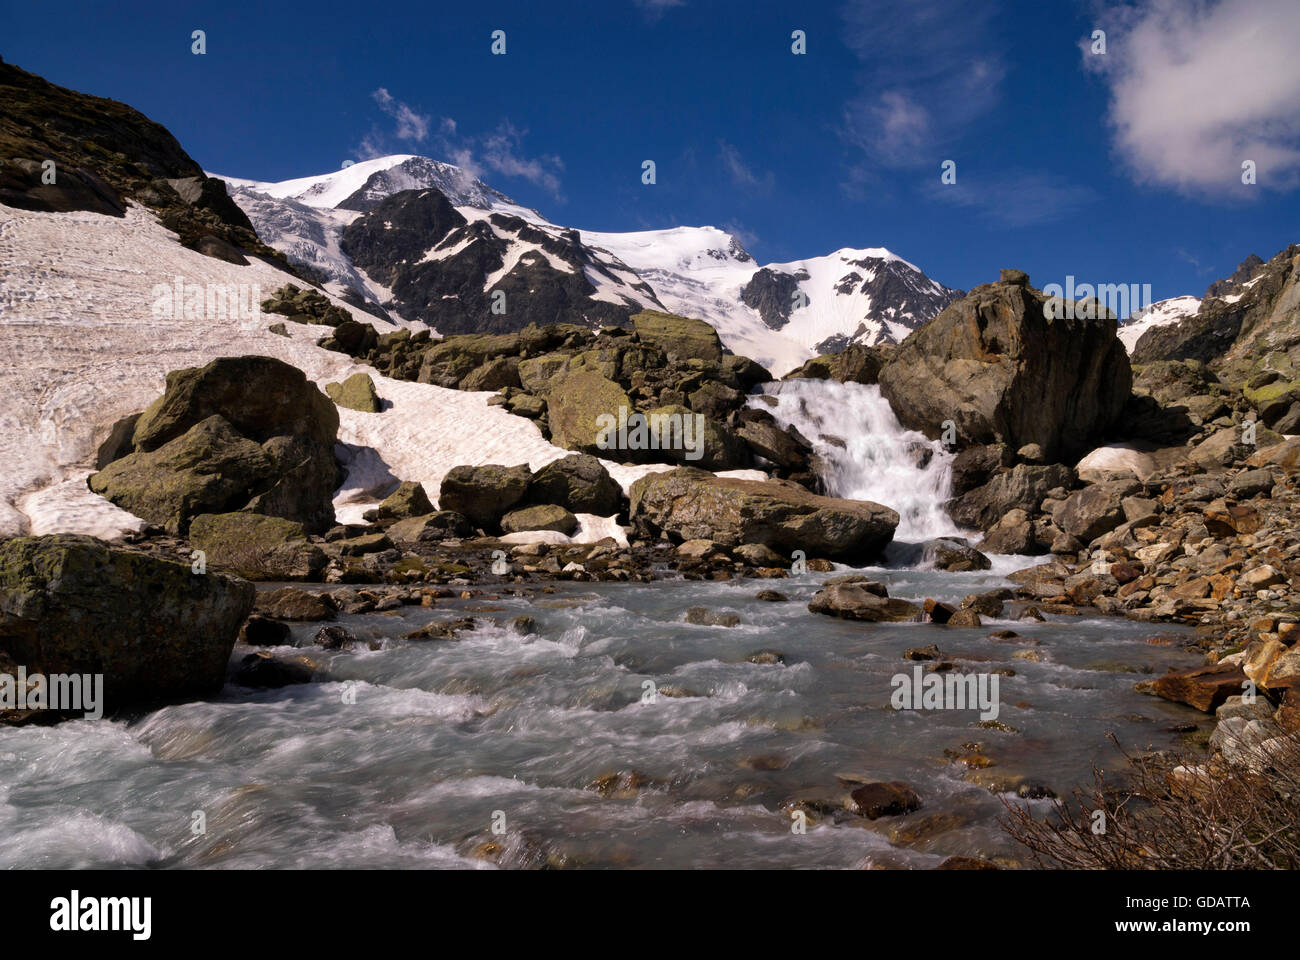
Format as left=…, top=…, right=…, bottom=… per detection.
left=905, top=644, right=943, bottom=661
left=936, top=856, right=1001, bottom=870
left=685, top=607, right=741, bottom=627
left=924, top=538, right=992, bottom=571
left=313, top=625, right=358, bottom=650
left=947, top=608, right=982, bottom=628
left=809, top=583, right=921, bottom=622
left=233, top=651, right=313, bottom=687
left=253, top=586, right=335, bottom=621
left=239, top=615, right=291, bottom=646
left=850, top=781, right=922, bottom=819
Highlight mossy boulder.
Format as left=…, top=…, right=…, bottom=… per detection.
left=90, top=356, right=341, bottom=534
left=526, top=454, right=623, bottom=515
left=500, top=504, right=579, bottom=536
left=188, top=512, right=327, bottom=581
left=546, top=370, right=633, bottom=455
left=416, top=334, right=520, bottom=388
left=461, top=357, right=521, bottom=392
left=517, top=354, right=575, bottom=394
left=367, top=481, right=434, bottom=521
left=325, top=372, right=381, bottom=413
left=631, top=310, right=723, bottom=363
left=0, top=534, right=254, bottom=716
left=438, top=464, right=533, bottom=532
left=88, top=415, right=277, bottom=536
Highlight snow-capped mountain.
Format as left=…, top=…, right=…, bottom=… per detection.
left=218, top=155, right=961, bottom=375
left=1117, top=295, right=1202, bottom=354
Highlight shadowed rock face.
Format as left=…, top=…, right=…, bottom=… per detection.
left=878, top=272, right=1132, bottom=464
left=0, top=60, right=285, bottom=266
left=340, top=188, right=661, bottom=335
left=88, top=356, right=341, bottom=535
left=629, top=467, right=898, bottom=563
left=0, top=535, right=254, bottom=719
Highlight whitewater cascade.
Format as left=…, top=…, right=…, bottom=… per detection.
left=754, top=379, right=961, bottom=542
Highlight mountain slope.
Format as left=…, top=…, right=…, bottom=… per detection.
left=221, top=156, right=961, bottom=374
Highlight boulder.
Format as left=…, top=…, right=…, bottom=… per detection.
left=630, top=468, right=898, bottom=564
left=324, top=372, right=381, bottom=413
left=947, top=464, right=1075, bottom=530
left=923, top=538, right=992, bottom=572
left=631, top=310, right=723, bottom=363
left=1151, top=663, right=1249, bottom=713
left=438, top=464, right=533, bottom=531
left=808, top=583, right=922, bottom=622
left=500, top=504, right=579, bottom=536
left=368, top=481, right=434, bottom=520
left=949, top=443, right=1013, bottom=497
left=253, top=586, right=335, bottom=621
left=546, top=370, right=633, bottom=455
left=979, top=509, right=1037, bottom=554
left=90, top=356, right=340, bottom=534
left=88, top=415, right=276, bottom=536
left=526, top=454, right=622, bottom=515
left=850, top=781, right=922, bottom=819
left=385, top=511, right=475, bottom=544
left=0, top=535, right=253, bottom=714
left=188, top=512, right=327, bottom=581
left=1050, top=479, right=1141, bottom=543
left=878, top=273, right=1131, bottom=463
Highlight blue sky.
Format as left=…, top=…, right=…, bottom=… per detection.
left=7, top=0, right=1300, bottom=303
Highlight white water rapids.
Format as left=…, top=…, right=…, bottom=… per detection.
left=753, top=379, right=962, bottom=542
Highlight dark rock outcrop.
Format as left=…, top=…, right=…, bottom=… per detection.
left=878, top=271, right=1131, bottom=463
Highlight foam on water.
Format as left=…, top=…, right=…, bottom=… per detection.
left=754, top=379, right=961, bottom=541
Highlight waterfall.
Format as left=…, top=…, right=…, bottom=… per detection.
left=753, top=379, right=961, bottom=543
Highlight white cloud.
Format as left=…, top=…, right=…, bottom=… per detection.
left=633, top=0, right=685, bottom=20
left=371, top=88, right=431, bottom=142
left=718, top=140, right=774, bottom=191
left=840, top=0, right=1006, bottom=167
left=1088, top=0, right=1300, bottom=194
left=437, top=120, right=566, bottom=202
left=926, top=170, right=1097, bottom=227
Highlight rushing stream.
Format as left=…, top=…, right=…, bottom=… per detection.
left=0, top=568, right=1203, bottom=870
left=0, top=378, right=1207, bottom=869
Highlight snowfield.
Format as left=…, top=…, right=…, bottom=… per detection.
left=1117, top=295, right=1201, bottom=353
left=0, top=203, right=757, bottom=543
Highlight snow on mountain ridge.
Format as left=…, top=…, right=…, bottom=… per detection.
left=220, top=155, right=961, bottom=375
